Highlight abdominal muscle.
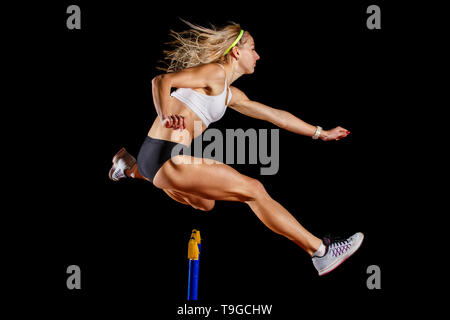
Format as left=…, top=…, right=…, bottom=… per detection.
left=147, top=96, right=207, bottom=146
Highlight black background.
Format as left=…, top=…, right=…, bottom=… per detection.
left=8, top=0, right=439, bottom=318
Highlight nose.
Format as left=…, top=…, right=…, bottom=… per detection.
left=256, top=52, right=260, bottom=60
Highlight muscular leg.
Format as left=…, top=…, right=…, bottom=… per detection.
left=153, top=155, right=322, bottom=256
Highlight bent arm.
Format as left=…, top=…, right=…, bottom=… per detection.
left=152, top=64, right=225, bottom=122
left=229, top=86, right=330, bottom=139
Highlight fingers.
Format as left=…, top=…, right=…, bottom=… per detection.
left=163, top=117, right=172, bottom=128
left=173, top=115, right=185, bottom=131
left=319, top=126, right=352, bottom=141
left=163, top=115, right=186, bottom=131
left=179, top=115, right=186, bottom=130
left=173, top=115, right=179, bottom=129
left=334, top=127, right=351, bottom=141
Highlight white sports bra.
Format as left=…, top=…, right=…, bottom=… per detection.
left=170, top=64, right=232, bottom=127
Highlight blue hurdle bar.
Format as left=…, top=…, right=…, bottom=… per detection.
left=187, top=229, right=201, bottom=300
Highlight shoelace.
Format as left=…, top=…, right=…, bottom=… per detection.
left=114, top=167, right=126, bottom=180
left=329, top=239, right=352, bottom=258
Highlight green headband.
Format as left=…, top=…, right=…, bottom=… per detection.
left=224, top=30, right=244, bottom=56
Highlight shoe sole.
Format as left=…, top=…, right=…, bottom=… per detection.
left=318, top=233, right=364, bottom=276
left=108, top=147, right=136, bottom=181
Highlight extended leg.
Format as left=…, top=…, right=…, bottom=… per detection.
left=153, top=155, right=322, bottom=256
left=245, top=192, right=322, bottom=255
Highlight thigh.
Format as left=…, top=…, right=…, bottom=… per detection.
left=153, top=155, right=261, bottom=202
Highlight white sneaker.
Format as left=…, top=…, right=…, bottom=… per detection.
left=108, top=148, right=136, bottom=181
left=312, top=232, right=364, bottom=276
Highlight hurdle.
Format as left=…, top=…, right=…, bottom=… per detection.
left=187, top=229, right=201, bottom=300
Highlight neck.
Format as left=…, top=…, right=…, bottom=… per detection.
left=223, top=62, right=244, bottom=86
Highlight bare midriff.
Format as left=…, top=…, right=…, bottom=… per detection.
left=147, top=96, right=208, bottom=146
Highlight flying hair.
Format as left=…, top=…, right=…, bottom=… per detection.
left=157, top=19, right=248, bottom=73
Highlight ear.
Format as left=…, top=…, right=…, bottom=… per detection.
left=230, top=46, right=240, bottom=59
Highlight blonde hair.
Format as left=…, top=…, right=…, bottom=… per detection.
left=157, top=19, right=248, bottom=73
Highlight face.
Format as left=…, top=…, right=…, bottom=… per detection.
left=236, top=34, right=260, bottom=74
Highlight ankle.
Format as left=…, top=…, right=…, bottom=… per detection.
left=125, top=165, right=136, bottom=178
left=310, top=240, right=326, bottom=257
left=126, top=164, right=147, bottom=180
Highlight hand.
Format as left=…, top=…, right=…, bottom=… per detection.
left=321, top=126, right=350, bottom=141
left=162, top=115, right=186, bottom=131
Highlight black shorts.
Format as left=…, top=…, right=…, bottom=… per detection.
left=137, top=136, right=186, bottom=183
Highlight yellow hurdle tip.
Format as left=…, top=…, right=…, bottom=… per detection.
left=187, top=238, right=200, bottom=260
left=190, top=229, right=201, bottom=244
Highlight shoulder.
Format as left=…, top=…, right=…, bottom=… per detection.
left=159, top=63, right=225, bottom=89
left=204, top=63, right=226, bottom=81
left=229, top=86, right=250, bottom=107
left=187, top=63, right=225, bottom=81
left=193, top=63, right=226, bottom=91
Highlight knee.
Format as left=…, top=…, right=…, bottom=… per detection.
left=200, top=201, right=215, bottom=212
left=246, top=178, right=268, bottom=201
left=192, top=200, right=215, bottom=212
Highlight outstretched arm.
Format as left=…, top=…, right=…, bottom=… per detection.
left=228, top=87, right=350, bottom=141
